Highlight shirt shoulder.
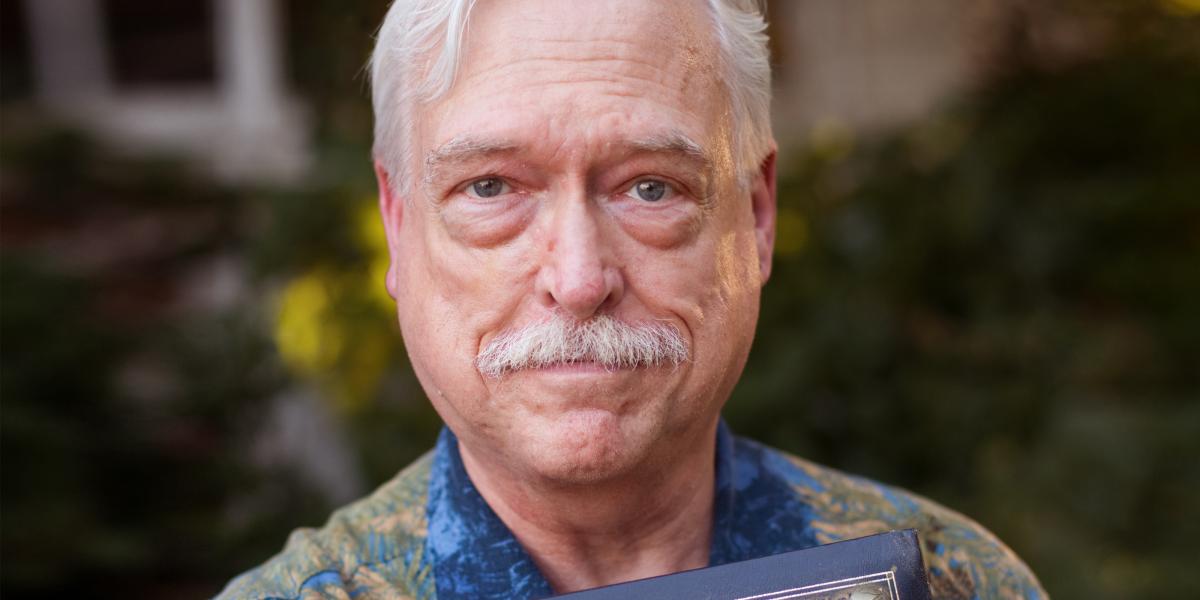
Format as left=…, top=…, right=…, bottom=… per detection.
left=215, top=451, right=436, bottom=600
left=751, top=440, right=1047, bottom=600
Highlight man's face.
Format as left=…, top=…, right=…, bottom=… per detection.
left=378, top=0, right=775, bottom=483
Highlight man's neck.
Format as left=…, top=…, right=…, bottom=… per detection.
left=458, top=426, right=718, bottom=594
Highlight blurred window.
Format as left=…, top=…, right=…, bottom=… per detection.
left=0, top=0, right=33, bottom=100
left=103, top=0, right=215, bottom=87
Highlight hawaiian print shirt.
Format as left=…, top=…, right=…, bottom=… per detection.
left=217, top=422, right=1046, bottom=599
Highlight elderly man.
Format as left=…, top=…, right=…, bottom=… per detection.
left=221, top=0, right=1045, bottom=598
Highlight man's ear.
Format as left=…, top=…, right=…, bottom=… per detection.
left=375, top=160, right=404, bottom=299
left=750, top=148, right=778, bottom=284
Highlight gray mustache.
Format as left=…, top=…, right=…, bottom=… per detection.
left=475, top=315, right=688, bottom=379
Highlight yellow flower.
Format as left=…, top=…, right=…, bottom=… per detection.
left=271, top=198, right=405, bottom=413
left=274, top=270, right=345, bottom=375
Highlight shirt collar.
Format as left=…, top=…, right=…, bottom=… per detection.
left=426, top=427, right=553, bottom=599
left=426, top=421, right=817, bottom=599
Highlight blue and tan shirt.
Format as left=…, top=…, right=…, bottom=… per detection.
left=218, top=423, right=1045, bottom=599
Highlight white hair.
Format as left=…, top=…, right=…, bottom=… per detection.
left=369, top=0, right=772, bottom=194
left=475, top=314, right=688, bottom=378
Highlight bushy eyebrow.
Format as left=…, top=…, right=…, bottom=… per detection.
left=424, top=136, right=521, bottom=187
left=626, top=131, right=713, bottom=172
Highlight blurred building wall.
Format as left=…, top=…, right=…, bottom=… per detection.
left=770, top=0, right=1000, bottom=142
left=19, top=0, right=309, bottom=183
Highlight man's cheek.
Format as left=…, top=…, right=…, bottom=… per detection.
left=419, top=241, right=535, bottom=340
left=629, top=253, right=718, bottom=340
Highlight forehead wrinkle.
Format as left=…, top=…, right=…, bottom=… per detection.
left=471, top=62, right=703, bottom=109
left=455, top=2, right=721, bottom=106
left=476, top=0, right=719, bottom=64
left=461, top=44, right=713, bottom=97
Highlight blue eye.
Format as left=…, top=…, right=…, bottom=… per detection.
left=466, top=177, right=510, bottom=199
left=628, top=179, right=674, bottom=202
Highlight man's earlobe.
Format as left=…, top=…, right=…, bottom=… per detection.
left=374, top=160, right=404, bottom=299
left=752, top=149, right=778, bottom=284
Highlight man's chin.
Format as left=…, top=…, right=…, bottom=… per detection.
left=513, top=408, right=652, bottom=485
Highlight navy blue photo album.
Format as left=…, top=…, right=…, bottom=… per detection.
left=554, top=529, right=933, bottom=600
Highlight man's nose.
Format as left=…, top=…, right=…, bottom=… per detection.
left=536, top=197, right=624, bottom=320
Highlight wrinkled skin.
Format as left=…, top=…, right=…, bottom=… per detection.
left=377, top=0, right=776, bottom=492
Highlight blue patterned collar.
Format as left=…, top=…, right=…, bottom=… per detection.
left=425, top=421, right=820, bottom=599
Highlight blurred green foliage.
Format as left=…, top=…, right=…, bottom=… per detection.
left=0, top=131, right=305, bottom=597
left=2, top=1, right=1198, bottom=598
